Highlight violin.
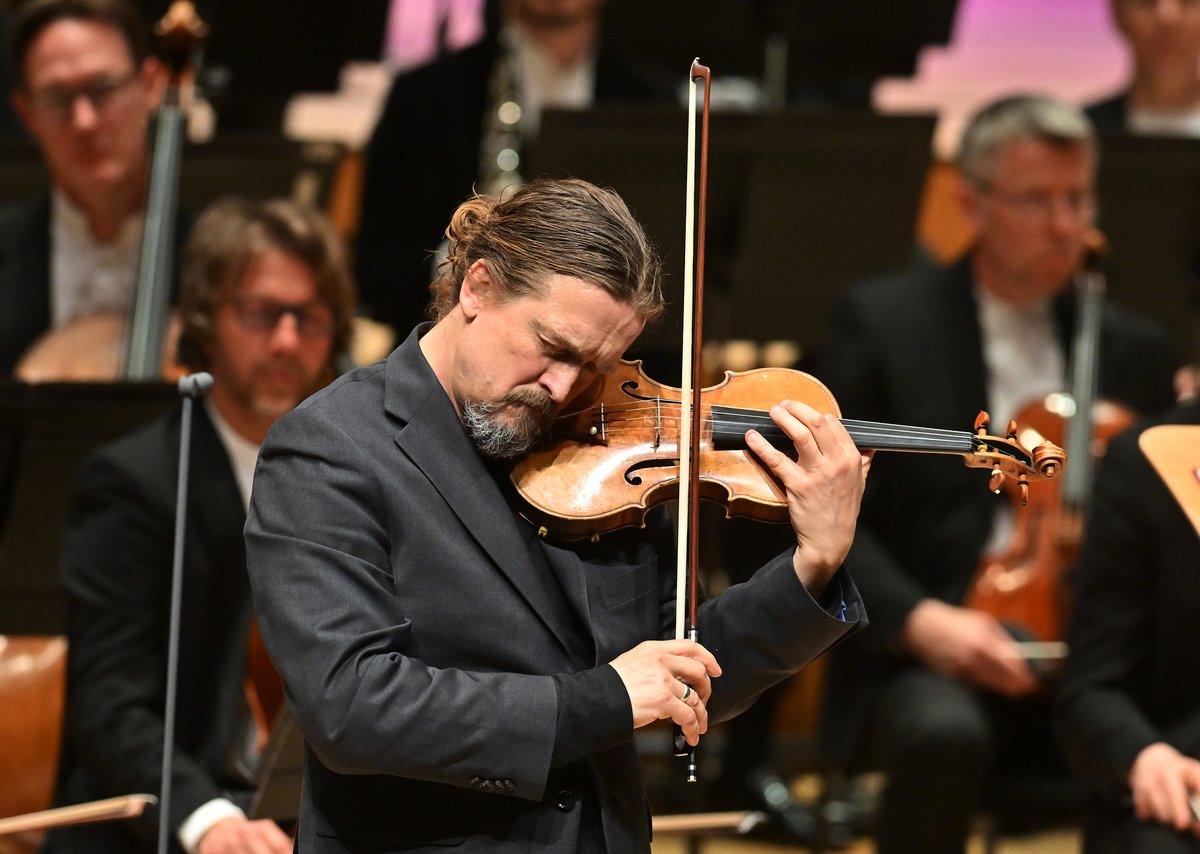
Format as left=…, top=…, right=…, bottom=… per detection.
left=511, top=359, right=1065, bottom=540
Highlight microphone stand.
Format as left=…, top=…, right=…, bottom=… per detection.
left=158, top=372, right=214, bottom=854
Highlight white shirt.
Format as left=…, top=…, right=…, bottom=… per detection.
left=975, top=284, right=1066, bottom=555
left=509, top=24, right=596, bottom=139
left=176, top=400, right=263, bottom=853
left=49, top=187, right=142, bottom=327
left=1127, top=105, right=1200, bottom=138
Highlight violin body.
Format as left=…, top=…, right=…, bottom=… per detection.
left=965, top=395, right=1133, bottom=643
left=512, top=361, right=842, bottom=539
left=511, top=360, right=1064, bottom=540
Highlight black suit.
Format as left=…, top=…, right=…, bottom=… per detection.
left=1085, top=92, right=1129, bottom=134
left=245, top=326, right=865, bottom=852
left=816, top=257, right=1176, bottom=853
left=1055, top=401, right=1200, bottom=854
left=354, top=34, right=672, bottom=335
left=0, top=197, right=51, bottom=375
left=43, top=405, right=257, bottom=854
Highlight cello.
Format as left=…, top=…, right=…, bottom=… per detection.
left=965, top=230, right=1132, bottom=662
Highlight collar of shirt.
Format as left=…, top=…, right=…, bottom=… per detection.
left=508, top=23, right=596, bottom=139
left=204, top=397, right=262, bottom=513
left=1127, top=105, right=1200, bottom=138
left=974, top=283, right=1065, bottom=429
left=50, top=187, right=144, bottom=327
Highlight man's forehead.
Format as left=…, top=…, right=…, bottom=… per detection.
left=25, top=18, right=136, bottom=83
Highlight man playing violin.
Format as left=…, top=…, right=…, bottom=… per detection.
left=245, top=177, right=870, bottom=853
left=1, top=0, right=171, bottom=376
left=45, top=198, right=355, bottom=854
left=817, top=93, right=1177, bottom=854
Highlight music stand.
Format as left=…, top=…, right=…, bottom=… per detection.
left=0, top=381, right=177, bottom=634
left=1095, top=132, right=1200, bottom=362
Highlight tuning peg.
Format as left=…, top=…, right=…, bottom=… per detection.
left=1018, top=476, right=1029, bottom=506
left=975, top=411, right=990, bottom=435
left=989, top=464, right=1004, bottom=494
left=1006, top=420, right=1018, bottom=441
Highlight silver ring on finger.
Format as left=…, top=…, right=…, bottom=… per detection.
left=681, top=684, right=692, bottom=702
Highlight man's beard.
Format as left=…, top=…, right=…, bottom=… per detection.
left=461, top=386, right=557, bottom=461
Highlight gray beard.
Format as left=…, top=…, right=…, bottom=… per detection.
left=461, top=388, right=556, bottom=461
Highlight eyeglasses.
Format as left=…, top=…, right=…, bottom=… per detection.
left=225, top=295, right=335, bottom=341
left=976, top=183, right=1096, bottom=222
left=27, top=72, right=137, bottom=123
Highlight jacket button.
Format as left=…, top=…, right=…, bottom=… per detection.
left=469, top=776, right=483, bottom=789
left=555, top=789, right=574, bottom=811
left=502, top=779, right=515, bottom=793
left=480, top=779, right=494, bottom=792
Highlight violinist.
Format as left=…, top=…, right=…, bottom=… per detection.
left=1, top=0, right=175, bottom=376
left=45, top=198, right=355, bottom=854
left=244, top=178, right=869, bottom=853
left=816, top=93, right=1177, bottom=854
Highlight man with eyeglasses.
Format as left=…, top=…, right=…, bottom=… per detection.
left=814, top=93, right=1178, bottom=854
left=0, top=0, right=168, bottom=376
left=44, top=197, right=356, bottom=854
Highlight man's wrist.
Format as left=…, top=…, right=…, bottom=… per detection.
left=178, top=798, right=246, bottom=854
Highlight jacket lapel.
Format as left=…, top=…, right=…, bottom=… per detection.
left=384, top=332, right=579, bottom=660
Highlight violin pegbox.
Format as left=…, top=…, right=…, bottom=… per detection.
left=964, top=410, right=1066, bottom=505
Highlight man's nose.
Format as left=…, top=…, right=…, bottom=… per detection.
left=541, top=363, right=581, bottom=402
left=268, top=312, right=304, bottom=352
left=70, top=94, right=100, bottom=130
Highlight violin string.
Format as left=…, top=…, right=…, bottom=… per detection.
left=577, top=398, right=985, bottom=453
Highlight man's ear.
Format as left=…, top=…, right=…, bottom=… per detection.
left=459, top=259, right=492, bottom=320
left=137, top=56, right=168, bottom=112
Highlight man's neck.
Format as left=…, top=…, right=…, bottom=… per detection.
left=60, top=176, right=145, bottom=243
left=971, top=255, right=1049, bottom=311
left=511, top=17, right=597, bottom=68
left=1129, top=65, right=1200, bottom=113
left=210, top=390, right=274, bottom=445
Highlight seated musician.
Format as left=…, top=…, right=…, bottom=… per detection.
left=1055, top=395, right=1200, bottom=854
left=1, top=0, right=174, bottom=378
left=244, top=177, right=869, bottom=852
left=816, top=93, right=1177, bottom=854
left=43, top=198, right=355, bottom=854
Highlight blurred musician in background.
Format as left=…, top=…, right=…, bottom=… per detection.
left=1056, top=397, right=1200, bottom=853
left=0, top=0, right=167, bottom=376
left=43, top=198, right=355, bottom=854
left=816, top=93, right=1176, bottom=854
left=1087, top=0, right=1200, bottom=136
left=354, top=0, right=671, bottom=337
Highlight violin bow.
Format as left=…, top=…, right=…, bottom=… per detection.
left=673, top=59, right=711, bottom=783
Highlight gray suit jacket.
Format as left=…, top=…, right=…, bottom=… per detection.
left=246, top=327, right=864, bottom=852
